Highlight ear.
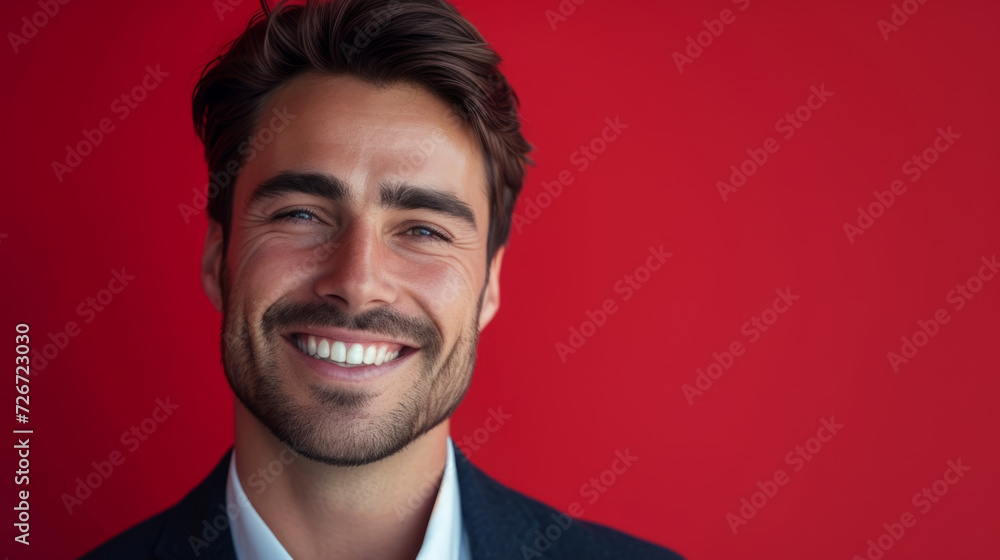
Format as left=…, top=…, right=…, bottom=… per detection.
left=477, top=245, right=505, bottom=332
left=201, top=219, right=225, bottom=313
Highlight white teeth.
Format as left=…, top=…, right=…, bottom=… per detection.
left=296, top=335, right=406, bottom=366
left=363, top=345, right=377, bottom=364
left=346, top=343, right=365, bottom=365
left=331, top=340, right=347, bottom=362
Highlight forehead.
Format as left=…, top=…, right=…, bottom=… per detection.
left=238, top=72, right=487, bottom=210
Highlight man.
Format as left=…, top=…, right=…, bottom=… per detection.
left=82, top=0, right=683, bottom=558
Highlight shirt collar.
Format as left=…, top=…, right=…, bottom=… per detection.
left=225, top=437, right=470, bottom=560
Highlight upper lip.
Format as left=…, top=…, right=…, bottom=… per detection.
left=287, top=327, right=418, bottom=348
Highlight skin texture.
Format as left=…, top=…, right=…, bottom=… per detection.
left=200, top=72, right=505, bottom=559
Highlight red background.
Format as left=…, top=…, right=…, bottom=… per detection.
left=2, top=0, right=998, bottom=558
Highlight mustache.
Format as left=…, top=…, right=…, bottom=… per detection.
left=260, top=300, right=442, bottom=354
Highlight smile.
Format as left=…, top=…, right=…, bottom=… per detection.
left=291, top=333, right=412, bottom=368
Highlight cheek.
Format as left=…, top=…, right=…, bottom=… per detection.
left=397, top=257, right=478, bottom=315
left=229, top=238, right=317, bottom=303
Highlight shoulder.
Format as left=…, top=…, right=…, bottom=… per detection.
left=454, top=448, right=684, bottom=560
left=511, top=485, right=684, bottom=560
left=77, top=449, right=234, bottom=560
left=581, top=521, right=685, bottom=560
left=78, top=507, right=172, bottom=560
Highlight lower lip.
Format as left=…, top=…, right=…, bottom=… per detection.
left=283, top=336, right=416, bottom=382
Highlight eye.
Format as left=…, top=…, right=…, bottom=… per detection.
left=273, top=207, right=321, bottom=223
left=405, top=224, right=453, bottom=243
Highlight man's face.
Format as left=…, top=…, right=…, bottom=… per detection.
left=201, top=73, right=503, bottom=467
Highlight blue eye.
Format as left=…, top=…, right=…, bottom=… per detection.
left=407, top=225, right=453, bottom=243
left=274, top=208, right=320, bottom=223
left=272, top=209, right=451, bottom=243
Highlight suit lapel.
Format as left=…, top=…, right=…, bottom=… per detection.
left=453, top=446, right=540, bottom=559
left=153, top=448, right=238, bottom=560
left=150, top=445, right=539, bottom=560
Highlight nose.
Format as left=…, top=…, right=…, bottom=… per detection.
left=311, top=220, right=397, bottom=314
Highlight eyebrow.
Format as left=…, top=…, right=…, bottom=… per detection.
left=249, top=171, right=477, bottom=232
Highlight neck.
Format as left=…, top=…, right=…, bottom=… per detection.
left=232, top=400, right=450, bottom=560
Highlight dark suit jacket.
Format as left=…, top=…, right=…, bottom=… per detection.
left=80, top=446, right=683, bottom=559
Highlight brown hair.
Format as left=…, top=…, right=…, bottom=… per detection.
left=192, top=0, right=533, bottom=266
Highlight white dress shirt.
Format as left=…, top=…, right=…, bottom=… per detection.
left=225, top=436, right=472, bottom=560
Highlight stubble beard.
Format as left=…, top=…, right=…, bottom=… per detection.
left=217, top=260, right=484, bottom=467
